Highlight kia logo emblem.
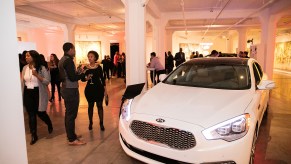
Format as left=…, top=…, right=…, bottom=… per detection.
left=156, top=118, right=165, bottom=123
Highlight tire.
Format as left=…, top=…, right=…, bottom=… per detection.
left=249, top=129, right=258, bottom=164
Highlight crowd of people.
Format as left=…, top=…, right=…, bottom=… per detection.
left=19, top=42, right=110, bottom=146
left=147, top=48, right=250, bottom=84
left=19, top=44, right=250, bottom=146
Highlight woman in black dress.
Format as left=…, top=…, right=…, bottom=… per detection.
left=48, top=53, right=61, bottom=101
left=83, top=51, right=106, bottom=131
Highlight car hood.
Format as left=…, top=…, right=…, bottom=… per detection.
left=131, top=83, right=253, bottom=128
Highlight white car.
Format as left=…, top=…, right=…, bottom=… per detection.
left=119, top=57, right=275, bottom=164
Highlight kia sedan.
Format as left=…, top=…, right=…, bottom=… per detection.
left=119, top=57, right=275, bottom=164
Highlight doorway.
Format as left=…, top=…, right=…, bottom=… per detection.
left=110, top=43, right=119, bottom=59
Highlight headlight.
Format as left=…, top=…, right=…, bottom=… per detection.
left=121, top=99, right=133, bottom=121
left=202, top=114, right=250, bottom=142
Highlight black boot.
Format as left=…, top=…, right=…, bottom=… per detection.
left=30, top=133, right=38, bottom=145
left=100, top=121, right=105, bottom=131
left=88, top=121, right=93, bottom=130
left=48, top=124, right=53, bottom=134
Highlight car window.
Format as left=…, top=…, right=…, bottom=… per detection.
left=253, top=62, right=262, bottom=85
left=164, top=63, right=251, bottom=90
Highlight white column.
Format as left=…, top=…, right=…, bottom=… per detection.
left=0, top=1, right=28, bottom=164
left=237, top=28, right=247, bottom=53
left=65, top=24, right=76, bottom=43
left=165, top=30, right=174, bottom=53
left=259, top=10, right=280, bottom=79
left=156, top=19, right=167, bottom=67
left=123, top=0, right=147, bottom=86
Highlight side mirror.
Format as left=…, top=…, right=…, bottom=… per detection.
left=159, top=74, right=167, bottom=82
left=257, top=80, right=275, bottom=90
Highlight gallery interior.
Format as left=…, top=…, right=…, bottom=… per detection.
left=0, top=0, right=291, bottom=163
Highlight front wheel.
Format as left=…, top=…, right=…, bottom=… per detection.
left=249, top=130, right=258, bottom=164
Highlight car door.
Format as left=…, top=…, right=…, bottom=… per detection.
left=253, top=62, right=267, bottom=123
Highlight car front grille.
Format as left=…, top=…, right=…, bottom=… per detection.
left=130, top=120, right=196, bottom=150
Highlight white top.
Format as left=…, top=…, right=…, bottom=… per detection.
left=23, top=66, right=39, bottom=88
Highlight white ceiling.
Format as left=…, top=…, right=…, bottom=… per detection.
left=15, top=0, right=291, bottom=36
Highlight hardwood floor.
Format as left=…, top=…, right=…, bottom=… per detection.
left=24, top=72, right=291, bottom=164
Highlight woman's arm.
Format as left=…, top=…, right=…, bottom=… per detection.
left=33, top=66, right=50, bottom=85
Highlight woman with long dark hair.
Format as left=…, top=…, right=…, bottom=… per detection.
left=22, top=50, right=53, bottom=145
left=48, top=53, right=61, bottom=101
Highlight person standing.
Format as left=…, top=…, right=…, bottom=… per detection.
left=101, top=55, right=110, bottom=80
left=174, top=48, right=186, bottom=67
left=48, top=53, right=61, bottom=101
left=58, top=42, right=86, bottom=146
left=166, top=51, right=174, bottom=74
left=113, top=51, right=119, bottom=77
left=82, top=51, right=106, bottom=131
left=121, top=52, right=126, bottom=78
left=22, top=50, right=53, bottom=145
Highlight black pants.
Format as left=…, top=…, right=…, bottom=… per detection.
left=23, top=87, right=52, bottom=135
left=61, top=88, right=79, bottom=142
left=150, top=70, right=166, bottom=84
left=51, top=80, right=61, bottom=99
left=117, top=62, right=122, bottom=77
left=88, top=101, right=104, bottom=125
left=103, top=68, right=110, bottom=80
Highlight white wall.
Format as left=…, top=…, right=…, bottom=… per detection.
left=0, top=1, right=28, bottom=163
left=18, top=41, right=36, bottom=54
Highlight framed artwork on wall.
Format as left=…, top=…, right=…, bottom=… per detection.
left=179, top=43, right=200, bottom=60
left=274, top=41, right=291, bottom=71
left=75, top=41, right=101, bottom=65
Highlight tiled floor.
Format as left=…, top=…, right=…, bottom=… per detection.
left=24, top=72, right=291, bottom=164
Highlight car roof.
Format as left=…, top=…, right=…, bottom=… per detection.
left=186, top=57, right=250, bottom=66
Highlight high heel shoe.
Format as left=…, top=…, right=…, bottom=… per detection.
left=30, top=134, right=38, bottom=145
left=100, top=121, right=105, bottom=131
left=48, top=126, right=53, bottom=134
left=88, top=123, right=93, bottom=130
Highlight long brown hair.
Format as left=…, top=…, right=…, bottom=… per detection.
left=50, top=53, right=59, bottom=66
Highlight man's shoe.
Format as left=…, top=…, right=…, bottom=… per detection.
left=67, top=134, right=82, bottom=141
left=68, top=139, right=86, bottom=146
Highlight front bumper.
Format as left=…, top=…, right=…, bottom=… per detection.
left=119, top=113, right=254, bottom=164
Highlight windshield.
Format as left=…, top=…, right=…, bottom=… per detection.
left=163, top=63, right=251, bottom=90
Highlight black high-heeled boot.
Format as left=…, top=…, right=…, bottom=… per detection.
left=30, top=133, right=38, bottom=145
left=100, top=121, right=105, bottom=131
left=48, top=125, right=53, bottom=134
left=88, top=122, right=93, bottom=130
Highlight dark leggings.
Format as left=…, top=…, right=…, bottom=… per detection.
left=88, top=101, right=104, bottom=124
left=51, top=81, right=61, bottom=99
left=23, top=87, right=52, bottom=135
